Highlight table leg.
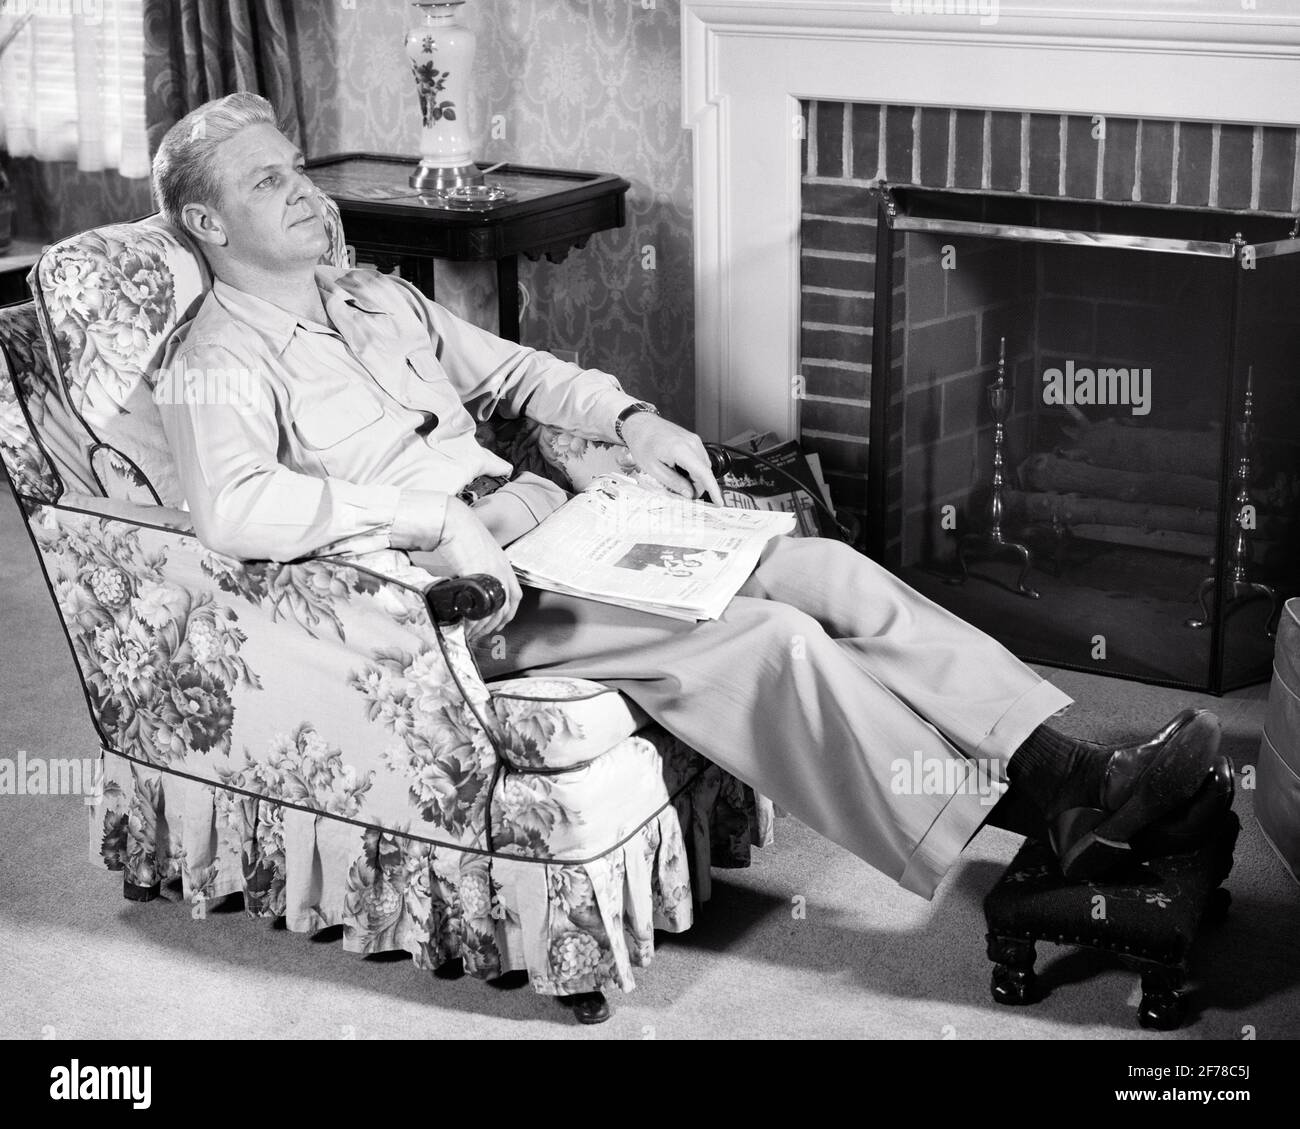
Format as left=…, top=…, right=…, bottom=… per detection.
left=400, top=255, right=437, bottom=300
left=497, top=255, right=520, bottom=342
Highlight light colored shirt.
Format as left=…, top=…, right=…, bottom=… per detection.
left=155, top=265, right=641, bottom=562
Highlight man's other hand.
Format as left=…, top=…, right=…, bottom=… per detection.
left=435, top=497, right=523, bottom=640
left=620, top=412, right=723, bottom=504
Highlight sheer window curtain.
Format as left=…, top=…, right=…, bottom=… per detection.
left=0, top=0, right=149, bottom=179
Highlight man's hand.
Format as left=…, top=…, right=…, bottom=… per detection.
left=620, top=411, right=723, bottom=504
left=434, top=496, right=523, bottom=640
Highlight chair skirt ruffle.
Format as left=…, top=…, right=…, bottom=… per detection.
left=90, top=736, right=773, bottom=997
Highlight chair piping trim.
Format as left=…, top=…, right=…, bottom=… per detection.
left=99, top=744, right=710, bottom=869
left=87, top=441, right=165, bottom=506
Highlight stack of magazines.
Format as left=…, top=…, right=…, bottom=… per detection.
left=506, top=475, right=795, bottom=620
left=716, top=429, right=836, bottom=538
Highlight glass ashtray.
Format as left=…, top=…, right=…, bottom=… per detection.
left=432, top=184, right=514, bottom=209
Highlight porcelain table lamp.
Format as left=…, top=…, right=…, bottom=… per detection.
left=407, top=0, right=482, bottom=192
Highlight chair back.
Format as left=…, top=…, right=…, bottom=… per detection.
left=0, top=301, right=66, bottom=503
left=23, top=200, right=349, bottom=506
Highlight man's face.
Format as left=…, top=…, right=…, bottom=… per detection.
left=205, top=123, right=328, bottom=269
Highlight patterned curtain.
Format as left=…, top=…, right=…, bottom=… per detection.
left=143, top=0, right=303, bottom=157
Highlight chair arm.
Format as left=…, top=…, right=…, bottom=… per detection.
left=58, top=491, right=194, bottom=532
left=50, top=496, right=506, bottom=626
left=535, top=425, right=670, bottom=493
left=425, top=574, right=506, bottom=625
left=27, top=500, right=506, bottom=842
left=306, top=548, right=506, bottom=627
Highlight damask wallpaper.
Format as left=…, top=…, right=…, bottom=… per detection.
left=291, top=0, right=695, bottom=424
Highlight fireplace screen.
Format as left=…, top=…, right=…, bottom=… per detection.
left=868, top=186, right=1300, bottom=692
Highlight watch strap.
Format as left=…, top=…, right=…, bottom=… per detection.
left=614, top=401, right=659, bottom=444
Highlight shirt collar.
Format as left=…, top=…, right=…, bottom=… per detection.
left=211, top=267, right=386, bottom=355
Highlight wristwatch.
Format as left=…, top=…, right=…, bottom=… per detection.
left=615, top=401, right=659, bottom=444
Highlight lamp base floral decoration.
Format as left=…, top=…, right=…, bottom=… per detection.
left=407, top=0, right=483, bottom=192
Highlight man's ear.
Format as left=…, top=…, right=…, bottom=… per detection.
left=179, top=201, right=228, bottom=248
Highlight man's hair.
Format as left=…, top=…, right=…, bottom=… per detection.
left=151, top=92, right=279, bottom=230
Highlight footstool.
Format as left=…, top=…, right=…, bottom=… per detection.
left=982, top=812, right=1239, bottom=1029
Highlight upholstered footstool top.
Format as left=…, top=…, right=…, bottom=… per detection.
left=983, top=812, right=1239, bottom=1028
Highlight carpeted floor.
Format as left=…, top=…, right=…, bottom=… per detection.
left=2, top=482, right=1297, bottom=1040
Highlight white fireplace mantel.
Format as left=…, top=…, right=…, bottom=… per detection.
left=681, top=0, right=1300, bottom=441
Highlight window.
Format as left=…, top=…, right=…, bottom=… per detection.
left=0, top=0, right=147, bottom=178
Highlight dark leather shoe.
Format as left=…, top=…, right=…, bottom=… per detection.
left=1132, top=755, right=1235, bottom=859
left=432, top=957, right=465, bottom=981
left=1099, top=709, right=1199, bottom=810
left=1051, top=709, right=1221, bottom=880
left=557, top=991, right=611, bottom=1025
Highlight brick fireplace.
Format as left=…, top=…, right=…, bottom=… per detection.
left=797, top=103, right=1300, bottom=538
left=796, top=104, right=1300, bottom=690
left=684, top=0, right=1300, bottom=690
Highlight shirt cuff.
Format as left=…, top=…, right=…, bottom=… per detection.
left=389, top=488, right=450, bottom=551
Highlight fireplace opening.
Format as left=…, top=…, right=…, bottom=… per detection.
left=867, top=185, right=1300, bottom=692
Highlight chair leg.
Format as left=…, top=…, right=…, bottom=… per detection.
left=123, top=877, right=160, bottom=902
left=432, top=957, right=465, bottom=981
left=488, top=970, right=530, bottom=990
left=987, top=934, right=1039, bottom=1005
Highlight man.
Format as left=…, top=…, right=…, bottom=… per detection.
left=154, top=94, right=1231, bottom=974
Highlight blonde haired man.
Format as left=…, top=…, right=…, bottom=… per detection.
left=154, top=94, right=1230, bottom=1023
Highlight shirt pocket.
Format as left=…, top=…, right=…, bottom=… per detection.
left=404, top=342, right=477, bottom=438
left=404, top=344, right=447, bottom=384
left=292, top=385, right=386, bottom=469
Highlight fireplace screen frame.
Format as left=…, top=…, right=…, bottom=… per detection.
left=866, top=184, right=1300, bottom=693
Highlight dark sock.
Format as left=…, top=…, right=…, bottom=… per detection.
left=982, top=787, right=1049, bottom=839
left=1006, top=725, right=1108, bottom=820
left=963, top=787, right=1049, bottom=850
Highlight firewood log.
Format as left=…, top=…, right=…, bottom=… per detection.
left=1058, top=419, right=1221, bottom=477
left=1067, top=524, right=1216, bottom=557
left=1003, top=489, right=1218, bottom=535
left=1019, top=452, right=1219, bottom=508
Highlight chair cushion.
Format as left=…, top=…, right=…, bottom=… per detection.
left=535, top=424, right=637, bottom=491
left=27, top=203, right=349, bottom=507
left=486, top=676, right=649, bottom=771
left=490, top=730, right=671, bottom=860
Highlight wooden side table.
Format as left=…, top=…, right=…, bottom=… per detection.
left=306, top=154, right=630, bottom=342
left=0, top=239, right=43, bottom=305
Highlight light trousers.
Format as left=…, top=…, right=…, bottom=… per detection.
left=469, top=536, right=1073, bottom=898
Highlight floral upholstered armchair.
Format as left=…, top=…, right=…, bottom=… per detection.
left=0, top=198, right=774, bottom=1022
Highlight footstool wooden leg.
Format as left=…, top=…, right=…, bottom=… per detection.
left=1205, top=886, right=1232, bottom=926
left=1138, top=965, right=1187, bottom=1030
left=987, top=934, right=1039, bottom=1005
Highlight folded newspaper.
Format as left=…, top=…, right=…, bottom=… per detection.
left=506, top=474, right=796, bottom=620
